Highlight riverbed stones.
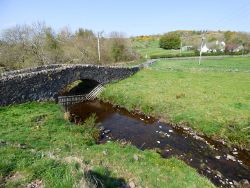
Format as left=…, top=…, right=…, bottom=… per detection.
left=99, top=126, right=105, bottom=132
left=104, top=129, right=111, bottom=134
left=226, top=154, right=236, bottom=161
left=239, top=179, right=250, bottom=187
left=215, top=156, right=221, bottom=159
left=159, top=131, right=166, bottom=138
left=71, top=100, right=250, bottom=188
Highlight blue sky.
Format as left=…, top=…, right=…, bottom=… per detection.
left=0, top=0, right=250, bottom=36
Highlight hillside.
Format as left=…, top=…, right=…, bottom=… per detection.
left=131, top=30, right=250, bottom=58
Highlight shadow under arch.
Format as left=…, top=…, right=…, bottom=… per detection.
left=58, top=79, right=100, bottom=96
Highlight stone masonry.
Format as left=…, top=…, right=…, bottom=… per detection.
left=0, top=64, right=140, bottom=106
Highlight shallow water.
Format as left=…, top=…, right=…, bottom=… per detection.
left=69, top=100, right=250, bottom=187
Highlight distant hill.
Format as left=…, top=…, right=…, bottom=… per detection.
left=131, top=30, right=250, bottom=51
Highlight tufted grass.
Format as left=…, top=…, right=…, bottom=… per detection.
left=0, top=102, right=214, bottom=188
left=100, top=57, right=250, bottom=149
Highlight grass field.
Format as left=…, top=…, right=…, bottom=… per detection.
left=152, top=57, right=250, bottom=72
left=0, top=102, right=214, bottom=187
left=100, top=57, right=250, bottom=148
left=132, top=40, right=194, bottom=58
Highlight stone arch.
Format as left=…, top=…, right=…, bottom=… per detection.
left=0, top=64, right=140, bottom=106
left=58, top=79, right=100, bottom=96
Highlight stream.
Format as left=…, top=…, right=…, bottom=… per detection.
left=68, top=100, right=250, bottom=188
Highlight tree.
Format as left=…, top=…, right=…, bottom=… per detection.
left=224, top=31, right=236, bottom=43
left=0, top=22, right=55, bottom=68
left=0, top=24, right=32, bottom=69
left=0, top=23, right=139, bottom=71
left=111, top=41, right=125, bottom=62
left=109, top=32, right=139, bottom=62
left=44, top=28, right=63, bottom=63
left=159, top=33, right=181, bottom=49
left=73, top=28, right=98, bottom=64
left=29, top=22, right=49, bottom=65
left=76, top=28, right=95, bottom=39
left=110, top=32, right=126, bottom=62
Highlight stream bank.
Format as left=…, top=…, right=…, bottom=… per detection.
left=68, top=100, right=250, bottom=188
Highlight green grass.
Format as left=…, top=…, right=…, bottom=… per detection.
left=113, top=58, right=147, bottom=67
left=0, top=102, right=214, bottom=187
left=152, top=57, right=250, bottom=72
left=137, top=47, right=194, bottom=58
left=133, top=40, right=194, bottom=58
left=100, top=57, right=250, bottom=148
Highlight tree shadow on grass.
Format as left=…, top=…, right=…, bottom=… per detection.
left=85, top=168, right=127, bottom=188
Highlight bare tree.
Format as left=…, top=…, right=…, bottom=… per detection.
left=29, top=21, right=49, bottom=65
left=0, top=24, right=32, bottom=69
left=0, top=23, right=139, bottom=71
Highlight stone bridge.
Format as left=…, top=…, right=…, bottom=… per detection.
left=0, top=64, right=140, bottom=106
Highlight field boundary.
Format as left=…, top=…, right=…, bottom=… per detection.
left=149, top=54, right=250, bottom=61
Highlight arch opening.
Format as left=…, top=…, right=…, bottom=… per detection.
left=58, top=79, right=100, bottom=96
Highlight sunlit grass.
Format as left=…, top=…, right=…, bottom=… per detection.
left=100, top=57, right=250, bottom=148
left=153, top=57, right=250, bottom=72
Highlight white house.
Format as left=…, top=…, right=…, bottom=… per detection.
left=199, top=41, right=226, bottom=53
left=200, top=44, right=209, bottom=53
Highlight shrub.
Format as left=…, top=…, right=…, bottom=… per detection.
left=110, top=32, right=140, bottom=62
left=150, top=50, right=249, bottom=59
left=111, top=42, right=125, bottom=62
left=150, top=53, right=195, bottom=59
left=159, top=33, right=181, bottom=49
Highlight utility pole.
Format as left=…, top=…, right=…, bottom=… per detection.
left=97, top=32, right=101, bottom=62
left=199, top=33, right=206, bottom=65
left=242, top=43, right=245, bottom=56
left=180, top=32, right=187, bottom=55
left=180, top=39, right=182, bottom=55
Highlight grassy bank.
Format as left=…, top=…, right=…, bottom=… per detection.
left=100, top=57, right=250, bottom=149
left=132, top=40, right=195, bottom=58
left=0, top=102, right=214, bottom=187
